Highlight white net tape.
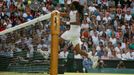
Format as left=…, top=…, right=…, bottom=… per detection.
left=0, top=12, right=51, bottom=35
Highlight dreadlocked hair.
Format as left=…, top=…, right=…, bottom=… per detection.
left=72, top=1, right=84, bottom=23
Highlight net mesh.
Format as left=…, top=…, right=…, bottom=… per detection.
left=0, top=12, right=52, bottom=72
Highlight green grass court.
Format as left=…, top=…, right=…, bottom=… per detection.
left=0, top=72, right=133, bottom=75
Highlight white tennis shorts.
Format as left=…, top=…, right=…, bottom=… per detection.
left=61, top=25, right=82, bottom=47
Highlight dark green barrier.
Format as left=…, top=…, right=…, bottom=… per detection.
left=88, top=68, right=134, bottom=74
left=59, top=59, right=134, bottom=74
left=1, top=55, right=134, bottom=74
left=0, top=55, right=12, bottom=71
left=102, top=59, right=134, bottom=68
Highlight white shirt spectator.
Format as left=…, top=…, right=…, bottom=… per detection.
left=42, top=44, right=48, bottom=48
left=117, top=14, right=122, bottom=20
left=121, top=25, right=126, bottom=32
left=42, top=6, right=50, bottom=14
left=100, top=39, right=105, bottom=45
left=103, top=17, right=108, bottom=23
left=125, top=14, right=132, bottom=21
left=42, top=6, right=47, bottom=12
left=122, top=52, right=132, bottom=60
left=109, top=37, right=117, bottom=46
left=59, top=51, right=69, bottom=59
left=121, top=43, right=126, bottom=49
left=92, top=35, right=99, bottom=46
left=81, top=23, right=89, bottom=29
left=96, top=15, right=101, bottom=21
left=37, top=44, right=43, bottom=49
left=107, top=16, right=112, bottom=21
left=86, top=17, right=91, bottom=23
left=99, top=31, right=105, bottom=36
left=107, top=49, right=114, bottom=58
left=96, top=46, right=101, bottom=51
left=90, top=30, right=99, bottom=36
left=114, top=20, right=118, bottom=28
left=116, top=53, right=122, bottom=59
left=88, top=6, right=96, bottom=12
left=23, top=13, right=28, bottom=18
left=88, top=51, right=99, bottom=68
left=37, top=48, right=50, bottom=59
left=114, top=47, right=121, bottom=53
left=105, top=29, right=112, bottom=37
left=16, top=47, right=22, bottom=52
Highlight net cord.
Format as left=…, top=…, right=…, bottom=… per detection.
left=0, top=12, right=51, bottom=35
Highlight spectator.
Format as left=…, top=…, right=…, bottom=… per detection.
left=81, top=20, right=89, bottom=30
left=125, top=9, right=132, bottom=22
left=96, top=59, right=105, bottom=69
left=82, top=57, right=93, bottom=73
left=91, top=31, right=99, bottom=46
left=59, top=45, right=69, bottom=59
left=116, top=61, right=126, bottom=69
left=122, top=48, right=133, bottom=60
left=115, top=42, right=122, bottom=59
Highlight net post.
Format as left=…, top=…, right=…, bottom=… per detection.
left=50, top=10, right=60, bottom=75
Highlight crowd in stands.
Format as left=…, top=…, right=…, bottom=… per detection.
left=0, top=0, right=134, bottom=72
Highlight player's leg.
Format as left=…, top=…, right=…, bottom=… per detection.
left=60, top=30, right=71, bottom=46
left=59, top=37, right=65, bottom=45
left=73, top=44, right=88, bottom=57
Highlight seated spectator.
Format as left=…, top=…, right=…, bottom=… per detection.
left=115, top=42, right=122, bottom=59
left=37, top=47, right=50, bottom=59
left=84, top=13, right=91, bottom=23
left=106, top=42, right=116, bottom=59
left=96, top=59, right=105, bottom=69
left=116, top=61, right=126, bottom=69
left=82, top=56, right=93, bottom=73
left=59, top=45, right=69, bottom=59
left=122, top=48, right=133, bottom=60
left=88, top=4, right=96, bottom=13
left=109, top=33, right=117, bottom=47
left=81, top=20, right=89, bottom=30
left=88, top=49, right=99, bottom=69
left=96, top=43, right=105, bottom=58
left=125, top=10, right=132, bottom=22
left=91, top=31, right=99, bottom=46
